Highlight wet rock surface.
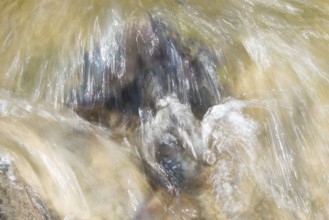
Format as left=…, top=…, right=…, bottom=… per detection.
left=0, top=157, right=58, bottom=220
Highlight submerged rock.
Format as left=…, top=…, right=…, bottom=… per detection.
left=139, top=95, right=205, bottom=193
left=72, top=14, right=223, bottom=197
left=76, top=13, right=222, bottom=122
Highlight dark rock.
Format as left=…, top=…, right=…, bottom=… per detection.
left=76, top=14, right=222, bottom=122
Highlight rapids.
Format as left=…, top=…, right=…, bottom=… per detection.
left=0, top=0, right=329, bottom=219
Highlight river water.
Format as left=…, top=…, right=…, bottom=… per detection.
left=0, top=0, right=329, bottom=219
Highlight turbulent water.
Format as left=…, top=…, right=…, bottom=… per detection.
left=0, top=0, right=329, bottom=219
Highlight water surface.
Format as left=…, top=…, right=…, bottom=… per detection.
left=0, top=0, right=329, bottom=219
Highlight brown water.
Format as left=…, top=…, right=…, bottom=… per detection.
left=0, top=0, right=329, bottom=219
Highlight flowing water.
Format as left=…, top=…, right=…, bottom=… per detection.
left=0, top=0, right=329, bottom=219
